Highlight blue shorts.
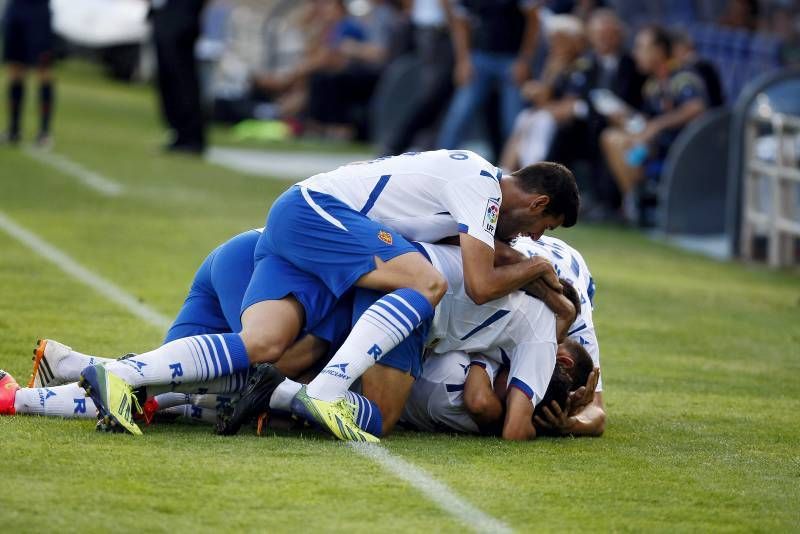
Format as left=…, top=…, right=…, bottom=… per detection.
left=165, top=229, right=353, bottom=347
left=241, top=185, right=419, bottom=331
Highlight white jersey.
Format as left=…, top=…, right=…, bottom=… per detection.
left=513, top=236, right=603, bottom=391
left=421, top=243, right=557, bottom=406
left=299, top=150, right=502, bottom=249
left=400, top=351, right=480, bottom=434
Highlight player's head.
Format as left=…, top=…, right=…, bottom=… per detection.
left=556, top=339, right=593, bottom=391
left=533, top=366, right=571, bottom=421
left=498, top=162, right=580, bottom=241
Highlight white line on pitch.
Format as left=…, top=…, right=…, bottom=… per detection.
left=350, top=443, right=513, bottom=534
left=23, top=147, right=125, bottom=197
left=0, top=211, right=511, bottom=533
left=0, top=211, right=169, bottom=330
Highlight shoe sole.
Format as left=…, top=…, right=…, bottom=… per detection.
left=78, top=366, right=140, bottom=435
left=29, top=339, right=56, bottom=388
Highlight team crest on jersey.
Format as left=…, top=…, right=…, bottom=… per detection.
left=483, top=198, right=500, bottom=235
left=378, top=230, right=393, bottom=245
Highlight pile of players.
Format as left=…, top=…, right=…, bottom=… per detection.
left=0, top=150, right=605, bottom=441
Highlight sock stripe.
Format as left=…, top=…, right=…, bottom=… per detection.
left=209, top=335, right=231, bottom=376
left=191, top=337, right=212, bottom=381
left=215, top=334, right=235, bottom=376
left=385, top=293, right=423, bottom=323
left=363, top=310, right=404, bottom=345
left=373, top=301, right=414, bottom=335
left=187, top=338, right=209, bottom=381
left=182, top=339, right=199, bottom=381
left=201, top=336, right=221, bottom=378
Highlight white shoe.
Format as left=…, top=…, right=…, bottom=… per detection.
left=29, top=339, right=72, bottom=388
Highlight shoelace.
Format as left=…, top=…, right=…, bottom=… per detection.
left=127, top=385, right=143, bottom=415
left=333, top=398, right=359, bottom=425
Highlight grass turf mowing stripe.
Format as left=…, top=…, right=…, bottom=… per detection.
left=23, top=147, right=125, bottom=197
left=0, top=210, right=169, bottom=330
left=0, top=209, right=510, bottom=531
left=349, top=443, right=513, bottom=534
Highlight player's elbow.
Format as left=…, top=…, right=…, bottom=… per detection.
left=464, top=389, right=495, bottom=418
left=464, top=283, right=493, bottom=305
left=592, top=409, right=607, bottom=436
left=502, top=424, right=536, bottom=441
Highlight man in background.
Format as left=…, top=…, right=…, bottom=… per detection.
left=436, top=0, right=540, bottom=153
left=2, top=0, right=55, bottom=147
left=151, top=0, right=207, bottom=155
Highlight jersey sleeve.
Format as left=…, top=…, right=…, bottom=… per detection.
left=439, top=168, right=503, bottom=250
left=507, top=341, right=556, bottom=407
left=568, top=326, right=602, bottom=392
left=469, top=353, right=501, bottom=382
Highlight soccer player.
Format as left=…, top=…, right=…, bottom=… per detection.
left=2, top=0, right=55, bottom=146
left=400, top=340, right=594, bottom=437
left=511, top=235, right=606, bottom=436
left=227, top=242, right=584, bottom=441
left=79, top=151, right=580, bottom=439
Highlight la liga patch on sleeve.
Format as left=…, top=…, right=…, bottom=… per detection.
left=483, top=198, right=500, bottom=235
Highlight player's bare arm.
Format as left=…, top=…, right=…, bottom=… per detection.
left=459, top=233, right=561, bottom=304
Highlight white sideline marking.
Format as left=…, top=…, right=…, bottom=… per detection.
left=206, top=146, right=372, bottom=180
left=23, top=147, right=125, bottom=197
left=0, top=211, right=170, bottom=330
left=350, top=443, right=513, bottom=534
left=0, top=211, right=511, bottom=533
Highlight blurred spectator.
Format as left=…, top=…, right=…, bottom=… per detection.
left=671, top=30, right=725, bottom=107
left=2, top=0, right=55, bottom=147
left=151, top=0, right=207, bottom=155
left=305, top=0, right=402, bottom=140
left=378, top=0, right=453, bottom=155
left=600, top=25, right=709, bottom=221
left=543, top=8, right=645, bottom=215
left=436, top=0, right=540, bottom=152
left=500, top=15, right=586, bottom=169
left=718, top=0, right=760, bottom=32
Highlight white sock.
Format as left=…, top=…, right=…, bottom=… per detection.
left=148, top=370, right=250, bottom=396
left=56, top=351, right=113, bottom=383
left=162, top=404, right=218, bottom=424
left=268, top=379, right=302, bottom=411
left=14, top=383, right=97, bottom=419
left=100, top=333, right=250, bottom=388
left=188, top=394, right=237, bottom=411
left=306, top=289, right=433, bottom=401
left=151, top=392, right=190, bottom=410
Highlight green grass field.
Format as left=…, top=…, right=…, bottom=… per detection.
left=1, top=61, right=799, bottom=532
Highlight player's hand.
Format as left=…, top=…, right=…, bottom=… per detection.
left=568, top=367, right=600, bottom=414
left=534, top=398, right=576, bottom=435
left=454, top=58, right=474, bottom=86
left=533, top=258, right=561, bottom=292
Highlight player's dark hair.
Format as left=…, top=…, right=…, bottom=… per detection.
left=512, top=162, right=580, bottom=228
left=559, top=278, right=581, bottom=318
left=533, top=367, right=571, bottom=423
left=641, top=24, right=673, bottom=57
left=560, top=338, right=593, bottom=391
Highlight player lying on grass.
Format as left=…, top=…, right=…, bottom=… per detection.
left=400, top=341, right=597, bottom=437
left=2, top=230, right=593, bottom=440
left=220, top=241, right=591, bottom=441
left=77, top=150, right=581, bottom=440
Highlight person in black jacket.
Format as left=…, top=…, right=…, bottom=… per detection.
left=151, top=0, right=207, bottom=155
left=546, top=8, right=645, bottom=214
